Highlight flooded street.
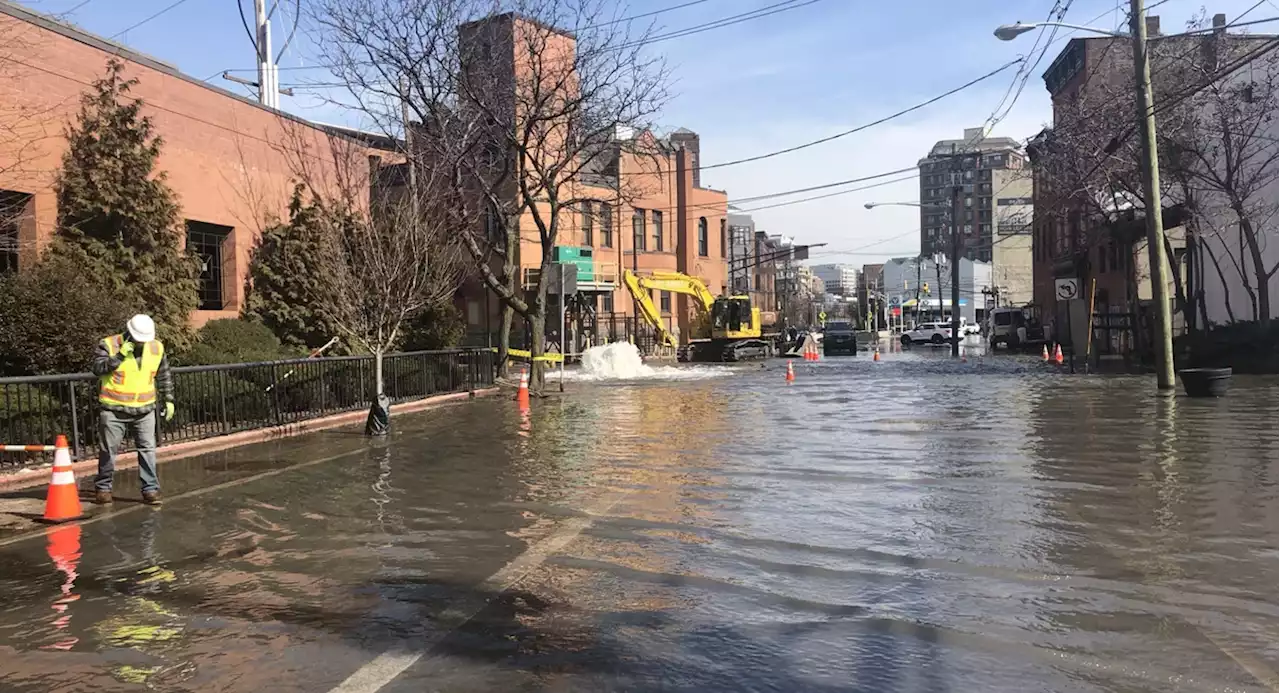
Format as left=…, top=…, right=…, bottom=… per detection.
left=0, top=351, right=1276, bottom=692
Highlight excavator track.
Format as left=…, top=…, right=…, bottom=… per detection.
left=685, top=339, right=774, bottom=362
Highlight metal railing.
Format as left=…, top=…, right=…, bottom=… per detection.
left=0, top=348, right=495, bottom=468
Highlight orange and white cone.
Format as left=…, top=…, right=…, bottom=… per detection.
left=516, top=367, right=530, bottom=408
left=873, top=348, right=881, bottom=362
left=1041, top=344, right=1049, bottom=362
left=1054, top=344, right=1064, bottom=365
left=785, top=360, right=795, bottom=382
left=41, top=436, right=83, bottom=524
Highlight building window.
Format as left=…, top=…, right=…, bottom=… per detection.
left=651, top=210, right=663, bottom=251
left=602, top=292, right=614, bottom=312
left=720, top=219, right=726, bottom=258
left=698, top=217, right=708, bottom=256
left=660, top=291, right=671, bottom=313
left=600, top=202, right=613, bottom=248
left=0, top=190, right=31, bottom=274
left=483, top=203, right=501, bottom=243
left=185, top=220, right=233, bottom=311
left=581, top=202, right=594, bottom=246
left=632, top=208, right=646, bottom=252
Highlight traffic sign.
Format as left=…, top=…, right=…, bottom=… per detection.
left=1054, top=277, right=1080, bottom=301
left=818, top=311, right=827, bottom=325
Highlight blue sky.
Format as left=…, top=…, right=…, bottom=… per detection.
left=19, top=0, right=1278, bottom=265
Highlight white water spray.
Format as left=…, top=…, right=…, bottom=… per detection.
left=568, top=342, right=731, bottom=381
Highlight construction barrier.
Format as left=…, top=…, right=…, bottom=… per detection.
left=2, top=444, right=57, bottom=452
left=493, top=348, right=564, bottom=364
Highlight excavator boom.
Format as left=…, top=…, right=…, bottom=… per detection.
left=620, top=270, right=772, bottom=361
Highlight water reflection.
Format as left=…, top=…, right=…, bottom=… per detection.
left=0, top=359, right=1273, bottom=692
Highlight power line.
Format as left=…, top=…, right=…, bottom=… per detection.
left=615, top=0, right=823, bottom=50
left=687, top=60, right=1022, bottom=175
left=734, top=175, right=919, bottom=213
left=108, top=0, right=196, bottom=39
left=585, top=0, right=713, bottom=28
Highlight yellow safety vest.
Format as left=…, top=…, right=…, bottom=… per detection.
left=99, top=334, right=165, bottom=409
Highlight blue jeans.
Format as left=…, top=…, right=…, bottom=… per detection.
left=95, top=409, right=159, bottom=493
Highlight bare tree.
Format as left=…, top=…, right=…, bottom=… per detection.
left=1159, top=32, right=1279, bottom=324
left=272, top=129, right=469, bottom=425
left=308, top=0, right=671, bottom=391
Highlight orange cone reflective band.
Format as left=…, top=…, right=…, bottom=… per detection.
left=785, top=361, right=795, bottom=382
left=516, top=367, right=530, bottom=407
left=42, top=435, right=84, bottom=524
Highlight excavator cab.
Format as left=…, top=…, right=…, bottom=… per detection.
left=710, top=296, right=760, bottom=340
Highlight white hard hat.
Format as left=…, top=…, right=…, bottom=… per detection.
left=126, top=314, right=156, bottom=342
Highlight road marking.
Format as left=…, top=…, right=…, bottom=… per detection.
left=1186, top=619, right=1279, bottom=690
left=327, top=489, right=631, bottom=693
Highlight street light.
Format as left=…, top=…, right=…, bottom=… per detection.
left=993, top=21, right=1126, bottom=41
left=994, top=0, right=1175, bottom=389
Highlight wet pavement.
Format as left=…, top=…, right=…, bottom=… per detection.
left=0, top=348, right=1276, bottom=692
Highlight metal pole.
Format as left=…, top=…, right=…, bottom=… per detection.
left=950, top=179, right=963, bottom=357
left=560, top=272, right=567, bottom=392
left=253, top=0, right=277, bottom=108
left=1129, top=0, right=1176, bottom=389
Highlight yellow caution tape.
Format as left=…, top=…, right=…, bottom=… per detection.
left=491, top=348, right=564, bottom=363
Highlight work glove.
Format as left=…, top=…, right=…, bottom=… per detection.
left=118, top=340, right=135, bottom=358
left=164, top=402, right=175, bottom=422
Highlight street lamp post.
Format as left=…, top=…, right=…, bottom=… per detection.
left=996, top=0, right=1175, bottom=389
left=865, top=199, right=963, bottom=355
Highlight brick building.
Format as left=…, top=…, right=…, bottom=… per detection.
left=1029, top=14, right=1273, bottom=357
left=451, top=13, right=729, bottom=349
left=0, top=1, right=371, bottom=327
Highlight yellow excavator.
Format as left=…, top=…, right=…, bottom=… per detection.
left=622, top=269, right=776, bottom=362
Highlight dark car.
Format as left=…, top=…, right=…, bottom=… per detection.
left=822, top=320, right=858, bottom=356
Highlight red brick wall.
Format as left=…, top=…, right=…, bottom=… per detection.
left=0, top=11, right=367, bottom=327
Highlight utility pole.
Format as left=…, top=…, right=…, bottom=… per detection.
left=254, top=0, right=279, bottom=108
left=1129, top=0, right=1175, bottom=389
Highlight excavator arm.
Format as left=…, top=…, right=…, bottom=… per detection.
left=621, top=270, right=717, bottom=346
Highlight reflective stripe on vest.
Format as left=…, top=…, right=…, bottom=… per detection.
left=98, top=334, right=165, bottom=409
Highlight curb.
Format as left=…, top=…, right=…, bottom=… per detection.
left=0, top=388, right=499, bottom=493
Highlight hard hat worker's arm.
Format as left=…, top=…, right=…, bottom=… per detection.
left=88, top=339, right=127, bottom=376
left=155, top=353, right=174, bottom=407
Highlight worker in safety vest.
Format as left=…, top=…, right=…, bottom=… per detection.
left=89, top=314, right=174, bottom=505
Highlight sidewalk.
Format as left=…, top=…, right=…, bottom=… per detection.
left=0, top=389, right=496, bottom=541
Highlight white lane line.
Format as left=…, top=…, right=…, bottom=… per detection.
left=327, top=489, right=630, bottom=693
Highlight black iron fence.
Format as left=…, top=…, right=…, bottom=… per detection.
left=0, top=348, right=495, bottom=468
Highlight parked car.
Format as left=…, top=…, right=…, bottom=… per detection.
left=901, top=322, right=953, bottom=346
left=822, top=320, right=858, bottom=355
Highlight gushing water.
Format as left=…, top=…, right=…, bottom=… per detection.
left=579, top=343, right=655, bottom=379
left=571, top=342, right=729, bottom=381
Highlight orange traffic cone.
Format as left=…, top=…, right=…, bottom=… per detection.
left=516, top=367, right=530, bottom=407
left=41, top=436, right=83, bottom=524
left=873, top=349, right=881, bottom=362
left=1041, top=344, right=1049, bottom=362
left=1054, top=344, right=1064, bottom=365
left=785, top=360, right=795, bottom=382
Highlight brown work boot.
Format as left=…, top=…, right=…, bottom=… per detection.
left=141, top=490, right=162, bottom=506
left=94, top=490, right=113, bottom=505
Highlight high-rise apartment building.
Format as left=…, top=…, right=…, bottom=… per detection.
left=918, top=127, right=1033, bottom=306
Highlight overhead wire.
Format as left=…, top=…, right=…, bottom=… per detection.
left=108, top=0, right=195, bottom=39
